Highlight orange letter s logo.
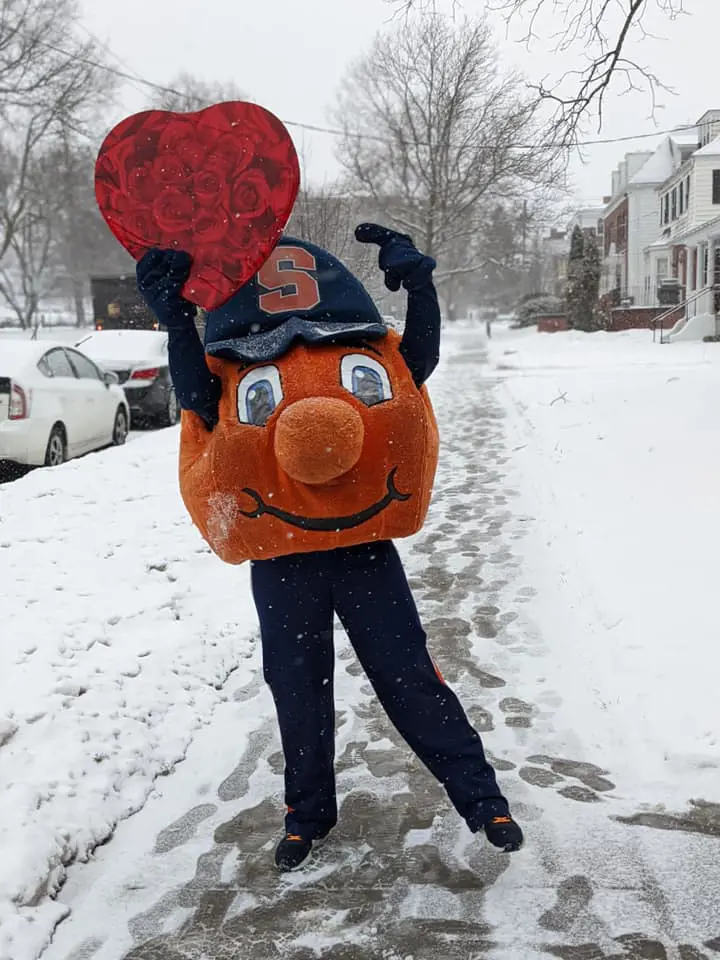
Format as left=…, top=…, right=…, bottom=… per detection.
left=257, top=246, right=321, bottom=315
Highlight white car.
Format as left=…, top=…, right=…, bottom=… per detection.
left=0, top=340, right=130, bottom=467
left=75, top=330, right=179, bottom=427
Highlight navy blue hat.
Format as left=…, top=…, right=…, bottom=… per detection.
left=204, top=236, right=387, bottom=363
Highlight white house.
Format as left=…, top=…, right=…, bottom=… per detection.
left=600, top=151, right=651, bottom=300
left=567, top=207, right=605, bottom=235
left=644, top=110, right=720, bottom=340
left=601, top=134, right=699, bottom=305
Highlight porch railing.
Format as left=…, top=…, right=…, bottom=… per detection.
left=651, top=286, right=713, bottom=343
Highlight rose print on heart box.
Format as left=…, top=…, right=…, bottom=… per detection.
left=95, top=101, right=300, bottom=310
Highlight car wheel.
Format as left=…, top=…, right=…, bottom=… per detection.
left=159, top=388, right=180, bottom=427
left=113, top=407, right=129, bottom=446
left=44, top=424, right=67, bottom=467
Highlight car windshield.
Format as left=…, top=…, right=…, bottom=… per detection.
left=75, top=331, right=167, bottom=364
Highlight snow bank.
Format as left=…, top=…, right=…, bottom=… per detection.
left=495, top=325, right=719, bottom=370
left=0, top=429, right=257, bottom=960
left=491, top=326, right=720, bottom=808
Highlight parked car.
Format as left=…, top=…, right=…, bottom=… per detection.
left=74, top=330, right=179, bottom=427
left=0, top=340, right=129, bottom=467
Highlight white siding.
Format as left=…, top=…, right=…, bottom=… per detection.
left=688, top=169, right=698, bottom=225
left=691, top=157, right=720, bottom=224
left=660, top=175, right=693, bottom=240
left=628, top=187, right=662, bottom=294
left=619, top=161, right=628, bottom=188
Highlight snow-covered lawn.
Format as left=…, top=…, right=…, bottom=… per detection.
left=0, top=430, right=258, bottom=960
left=492, top=326, right=720, bottom=807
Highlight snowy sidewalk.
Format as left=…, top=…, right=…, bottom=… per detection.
left=3, top=327, right=720, bottom=959
left=40, top=331, right=555, bottom=960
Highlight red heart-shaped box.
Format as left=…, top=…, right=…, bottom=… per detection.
left=95, top=101, right=300, bottom=310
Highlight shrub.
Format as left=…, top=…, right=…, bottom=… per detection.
left=513, top=294, right=564, bottom=328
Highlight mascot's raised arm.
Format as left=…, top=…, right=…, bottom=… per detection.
left=96, top=100, right=523, bottom=872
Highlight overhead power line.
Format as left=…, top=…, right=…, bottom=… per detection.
left=75, top=22, right=150, bottom=101
left=39, top=30, right=700, bottom=151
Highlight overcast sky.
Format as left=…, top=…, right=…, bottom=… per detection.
left=80, top=0, right=714, bottom=215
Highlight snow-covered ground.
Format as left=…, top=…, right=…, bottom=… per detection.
left=1, top=324, right=719, bottom=960
left=493, top=326, right=720, bottom=808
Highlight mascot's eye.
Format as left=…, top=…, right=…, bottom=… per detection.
left=237, top=365, right=283, bottom=426
left=340, top=354, right=393, bottom=407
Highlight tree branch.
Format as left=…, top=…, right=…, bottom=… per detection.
left=387, top=0, right=688, bottom=147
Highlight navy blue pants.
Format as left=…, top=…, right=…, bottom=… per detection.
left=250, top=541, right=507, bottom=840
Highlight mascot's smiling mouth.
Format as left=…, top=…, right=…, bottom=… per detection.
left=239, top=468, right=411, bottom=531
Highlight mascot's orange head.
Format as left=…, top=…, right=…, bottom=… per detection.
left=179, top=236, right=439, bottom=564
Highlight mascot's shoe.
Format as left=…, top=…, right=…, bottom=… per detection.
left=484, top=815, right=524, bottom=852
left=274, top=830, right=330, bottom=872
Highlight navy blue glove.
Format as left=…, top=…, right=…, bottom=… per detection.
left=355, top=223, right=436, bottom=292
left=356, top=223, right=440, bottom=387
left=136, top=249, right=197, bottom=329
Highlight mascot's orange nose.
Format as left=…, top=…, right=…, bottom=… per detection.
left=274, top=397, right=365, bottom=485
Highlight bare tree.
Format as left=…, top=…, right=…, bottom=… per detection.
left=51, top=134, right=135, bottom=325
left=152, top=72, right=245, bottom=112
left=287, top=185, right=382, bottom=298
left=494, top=0, right=688, bottom=146
left=289, top=188, right=357, bottom=262
left=0, top=0, right=115, bottom=323
left=388, top=0, right=687, bottom=146
left=0, top=149, right=60, bottom=328
left=0, top=0, right=114, bottom=250
left=333, top=15, right=562, bottom=318
left=455, top=200, right=552, bottom=314
left=385, top=0, right=461, bottom=14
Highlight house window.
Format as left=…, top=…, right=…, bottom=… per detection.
left=713, top=170, right=720, bottom=205
left=671, top=188, right=677, bottom=220
left=679, top=184, right=684, bottom=215
left=663, top=194, right=670, bottom=224
left=686, top=176, right=691, bottom=209
left=657, top=257, right=668, bottom=280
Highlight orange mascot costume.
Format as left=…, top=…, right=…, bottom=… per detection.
left=136, top=224, right=523, bottom=871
